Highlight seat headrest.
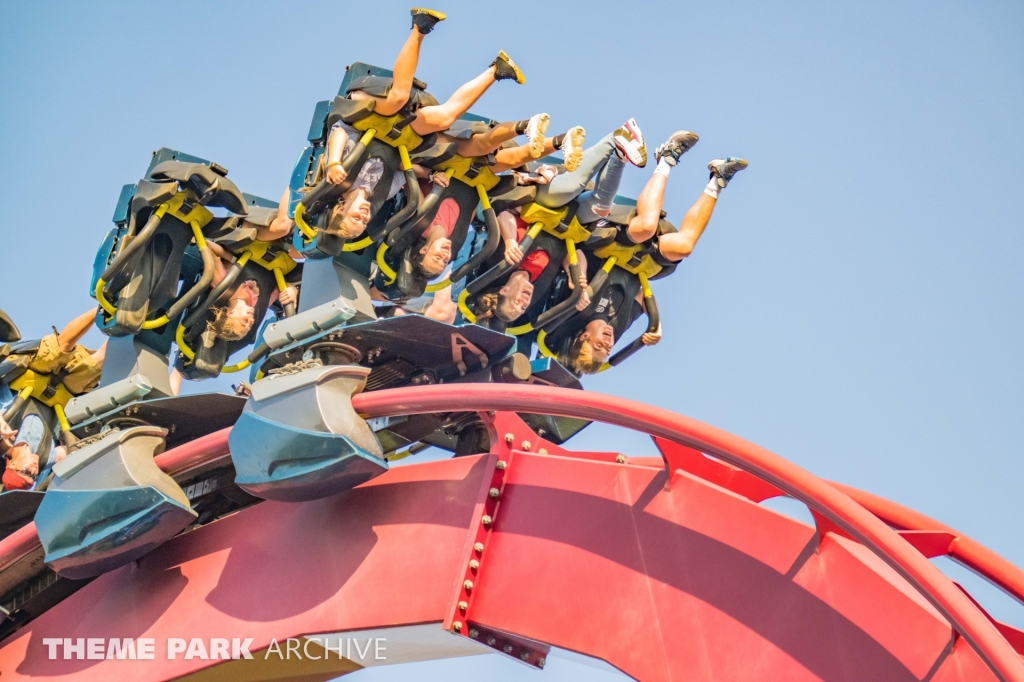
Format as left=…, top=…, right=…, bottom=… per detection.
left=149, top=160, right=248, bottom=215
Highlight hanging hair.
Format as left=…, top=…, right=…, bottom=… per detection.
left=208, top=307, right=249, bottom=341
left=561, top=332, right=604, bottom=375
left=408, top=236, right=433, bottom=278
left=471, top=291, right=501, bottom=321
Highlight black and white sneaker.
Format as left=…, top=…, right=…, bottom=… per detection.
left=492, top=50, right=526, bottom=84
left=411, top=8, right=446, bottom=34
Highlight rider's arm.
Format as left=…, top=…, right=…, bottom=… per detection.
left=326, top=125, right=349, bottom=165
left=255, top=187, right=294, bottom=242
left=497, top=210, right=524, bottom=265
left=57, top=308, right=98, bottom=353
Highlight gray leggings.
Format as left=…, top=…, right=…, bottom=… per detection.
left=534, top=132, right=624, bottom=224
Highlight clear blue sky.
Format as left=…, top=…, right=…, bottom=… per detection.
left=2, top=1, right=1023, bottom=679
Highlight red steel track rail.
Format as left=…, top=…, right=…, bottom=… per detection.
left=0, top=384, right=1019, bottom=680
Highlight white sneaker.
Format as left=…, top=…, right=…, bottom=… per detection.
left=526, top=113, right=550, bottom=159
left=613, top=118, right=647, bottom=167
left=561, top=126, right=585, bottom=172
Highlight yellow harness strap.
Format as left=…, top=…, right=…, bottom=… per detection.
left=9, top=370, right=74, bottom=409
left=593, top=239, right=664, bottom=279
left=351, top=112, right=424, bottom=152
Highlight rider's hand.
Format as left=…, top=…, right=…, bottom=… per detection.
left=537, top=165, right=558, bottom=182
left=504, top=239, right=524, bottom=265
left=326, top=164, right=347, bottom=185
left=0, top=417, right=14, bottom=455
left=279, top=286, right=298, bottom=306
left=576, top=289, right=591, bottom=311
left=641, top=322, right=663, bottom=346
left=431, top=171, right=451, bottom=188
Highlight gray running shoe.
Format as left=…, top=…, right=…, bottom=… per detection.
left=655, top=131, right=699, bottom=165
left=708, top=158, right=748, bottom=187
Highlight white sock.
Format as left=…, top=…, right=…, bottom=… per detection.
left=654, top=157, right=674, bottom=178
left=703, top=176, right=722, bottom=199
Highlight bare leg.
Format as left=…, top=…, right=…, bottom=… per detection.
left=658, top=193, right=717, bottom=262
left=626, top=172, right=668, bottom=243
left=456, top=120, right=520, bottom=157
left=57, top=309, right=98, bottom=353
left=492, top=139, right=557, bottom=173
left=411, top=66, right=497, bottom=135
left=373, top=29, right=425, bottom=116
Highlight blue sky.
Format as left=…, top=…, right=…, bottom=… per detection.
left=2, top=1, right=1023, bottom=679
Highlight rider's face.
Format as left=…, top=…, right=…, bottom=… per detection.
left=332, top=190, right=372, bottom=238
left=226, top=298, right=255, bottom=335
left=419, top=237, right=452, bottom=277
left=581, top=319, right=615, bottom=362
left=498, top=273, right=534, bottom=320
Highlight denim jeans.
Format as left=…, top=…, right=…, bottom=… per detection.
left=535, top=132, right=624, bottom=223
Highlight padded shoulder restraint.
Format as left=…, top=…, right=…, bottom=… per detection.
left=130, top=178, right=179, bottom=214
left=149, top=161, right=248, bottom=214
left=490, top=180, right=536, bottom=215
left=0, top=309, right=20, bottom=343
left=8, top=339, right=41, bottom=356
left=444, top=119, right=493, bottom=140
left=345, top=75, right=439, bottom=109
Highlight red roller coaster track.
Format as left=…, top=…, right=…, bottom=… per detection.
left=0, top=383, right=1020, bottom=681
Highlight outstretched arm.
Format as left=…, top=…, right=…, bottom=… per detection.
left=255, top=187, right=294, bottom=242
left=325, top=126, right=350, bottom=185
left=57, top=308, right=98, bottom=352
left=497, top=210, right=523, bottom=265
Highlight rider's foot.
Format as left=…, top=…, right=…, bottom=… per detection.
left=525, top=113, right=550, bottom=159
left=708, top=157, right=749, bottom=187
left=613, top=118, right=647, bottom=167
left=655, top=131, right=699, bottom=165
left=411, top=8, right=446, bottom=34
left=561, top=126, right=586, bottom=171
left=492, top=50, right=526, bottom=84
